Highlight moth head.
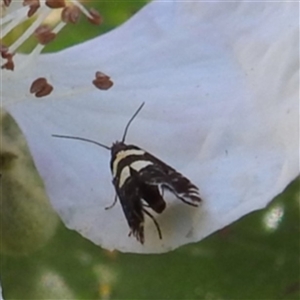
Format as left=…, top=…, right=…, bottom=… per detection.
left=111, top=141, right=128, bottom=157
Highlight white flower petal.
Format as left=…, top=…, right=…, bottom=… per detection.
left=4, top=1, right=299, bottom=253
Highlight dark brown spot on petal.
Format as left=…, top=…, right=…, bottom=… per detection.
left=61, top=5, right=80, bottom=24
left=45, top=0, right=65, bottom=9
left=87, top=8, right=102, bottom=25
left=30, top=77, right=53, bottom=97
left=93, top=71, right=114, bottom=90
left=3, top=0, right=12, bottom=7
left=34, top=25, right=56, bottom=45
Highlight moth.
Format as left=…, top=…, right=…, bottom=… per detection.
left=53, top=103, right=202, bottom=244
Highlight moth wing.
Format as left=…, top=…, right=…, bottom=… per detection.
left=129, top=167, right=166, bottom=214
left=114, top=176, right=145, bottom=244
left=140, top=151, right=202, bottom=205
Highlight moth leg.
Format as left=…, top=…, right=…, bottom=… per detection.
left=105, top=194, right=118, bottom=210
left=142, top=208, right=163, bottom=240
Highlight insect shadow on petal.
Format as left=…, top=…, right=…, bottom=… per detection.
left=52, top=103, right=202, bottom=244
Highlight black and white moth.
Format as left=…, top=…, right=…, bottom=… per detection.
left=53, top=103, right=202, bottom=244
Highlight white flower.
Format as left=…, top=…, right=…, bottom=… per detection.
left=1, top=0, right=298, bottom=257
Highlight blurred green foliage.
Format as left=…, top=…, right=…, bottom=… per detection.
left=1, top=1, right=299, bottom=299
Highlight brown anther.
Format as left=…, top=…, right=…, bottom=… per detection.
left=45, top=0, right=65, bottom=9
left=1, top=59, right=14, bottom=71
left=30, top=77, right=53, bottom=97
left=1, top=51, right=10, bottom=59
left=0, top=43, right=9, bottom=56
left=1, top=52, right=14, bottom=71
left=27, top=2, right=40, bottom=17
left=23, top=0, right=40, bottom=15
left=61, top=5, right=80, bottom=24
left=87, top=8, right=102, bottom=25
left=23, top=0, right=39, bottom=5
left=93, top=71, right=114, bottom=90
left=34, top=25, right=56, bottom=45
left=3, top=0, right=12, bottom=7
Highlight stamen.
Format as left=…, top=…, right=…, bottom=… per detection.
left=9, top=7, right=51, bottom=53
left=3, top=0, right=12, bottom=7
left=0, top=43, right=9, bottom=55
left=93, top=71, right=114, bottom=90
left=45, top=0, right=65, bottom=9
left=1, top=0, right=103, bottom=73
left=34, top=24, right=56, bottom=44
left=30, top=77, right=53, bottom=97
left=1, top=6, right=30, bottom=36
left=68, top=0, right=92, bottom=19
left=29, top=20, right=66, bottom=58
left=1, top=52, right=14, bottom=70
left=87, top=8, right=102, bottom=25
left=25, top=0, right=41, bottom=18
left=61, top=5, right=80, bottom=24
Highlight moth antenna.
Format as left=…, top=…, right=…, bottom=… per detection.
left=121, top=102, right=145, bottom=143
left=52, top=135, right=111, bottom=150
